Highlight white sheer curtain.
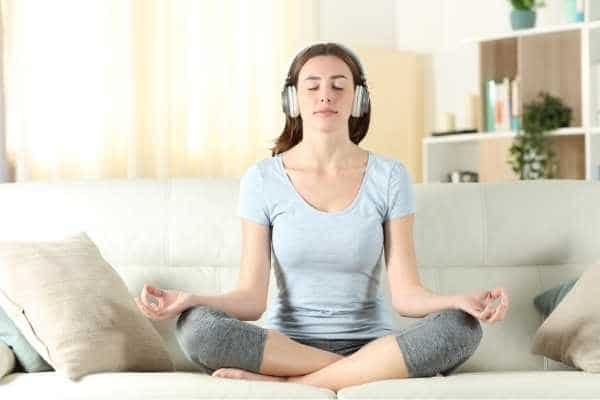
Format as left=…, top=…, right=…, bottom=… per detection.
left=0, top=0, right=318, bottom=181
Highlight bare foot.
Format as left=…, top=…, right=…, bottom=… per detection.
left=212, top=368, right=286, bottom=382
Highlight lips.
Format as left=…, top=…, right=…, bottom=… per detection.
left=315, top=110, right=337, bottom=115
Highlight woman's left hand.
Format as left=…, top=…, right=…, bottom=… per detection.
left=453, top=287, right=509, bottom=324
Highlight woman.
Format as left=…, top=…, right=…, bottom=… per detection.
left=134, top=42, right=509, bottom=392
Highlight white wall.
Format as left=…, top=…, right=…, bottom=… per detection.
left=318, top=0, right=397, bottom=49
left=319, top=0, right=568, bottom=136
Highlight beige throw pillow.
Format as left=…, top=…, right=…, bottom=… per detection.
left=0, top=341, right=15, bottom=378
left=0, top=232, right=174, bottom=380
left=531, top=264, right=600, bottom=372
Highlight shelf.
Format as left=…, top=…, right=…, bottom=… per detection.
left=423, top=127, right=586, bottom=144
left=463, top=22, right=586, bottom=44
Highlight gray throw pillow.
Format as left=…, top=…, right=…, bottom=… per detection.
left=533, top=278, right=579, bottom=319
left=0, top=305, right=52, bottom=372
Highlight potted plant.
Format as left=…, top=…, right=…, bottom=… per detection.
left=508, top=0, right=546, bottom=30
left=508, top=92, right=572, bottom=180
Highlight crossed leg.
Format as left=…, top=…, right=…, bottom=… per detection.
left=176, top=306, right=482, bottom=392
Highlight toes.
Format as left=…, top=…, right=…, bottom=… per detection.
left=212, top=368, right=244, bottom=379
left=212, top=368, right=228, bottom=378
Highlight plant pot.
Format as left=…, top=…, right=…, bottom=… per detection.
left=511, top=9, right=536, bottom=30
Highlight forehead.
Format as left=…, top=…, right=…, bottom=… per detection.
left=298, top=55, right=353, bottom=80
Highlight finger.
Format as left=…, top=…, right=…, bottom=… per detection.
left=482, top=291, right=495, bottom=306
left=486, top=288, right=500, bottom=301
left=494, top=287, right=508, bottom=302
left=141, top=284, right=155, bottom=308
left=135, top=297, right=155, bottom=319
left=136, top=297, right=154, bottom=317
left=489, top=303, right=508, bottom=323
left=497, top=303, right=508, bottom=320
left=136, top=297, right=162, bottom=320
left=147, top=286, right=165, bottom=308
left=480, top=304, right=495, bottom=320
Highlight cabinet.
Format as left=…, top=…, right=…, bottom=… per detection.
left=423, top=0, right=600, bottom=183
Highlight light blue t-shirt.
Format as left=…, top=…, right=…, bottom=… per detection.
left=237, top=150, right=416, bottom=340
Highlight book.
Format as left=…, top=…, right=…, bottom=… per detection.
left=511, top=76, right=521, bottom=131
left=486, top=80, right=496, bottom=132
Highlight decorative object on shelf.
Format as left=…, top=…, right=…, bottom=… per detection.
left=467, top=92, right=482, bottom=132
left=508, top=92, right=572, bottom=180
left=508, top=0, right=545, bottom=30
left=447, top=170, right=479, bottom=183
left=564, top=0, right=585, bottom=23
left=440, top=112, right=456, bottom=132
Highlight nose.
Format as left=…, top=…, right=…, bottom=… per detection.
left=318, top=86, right=335, bottom=103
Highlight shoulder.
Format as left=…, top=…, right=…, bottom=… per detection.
left=240, top=156, right=278, bottom=182
left=367, top=151, right=411, bottom=183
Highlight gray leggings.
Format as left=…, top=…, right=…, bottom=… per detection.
left=175, top=306, right=482, bottom=378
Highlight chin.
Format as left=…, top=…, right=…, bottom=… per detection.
left=311, top=123, right=342, bottom=133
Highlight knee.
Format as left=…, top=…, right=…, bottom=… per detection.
left=175, top=305, right=229, bottom=367
left=438, top=309, right=483, bottom=357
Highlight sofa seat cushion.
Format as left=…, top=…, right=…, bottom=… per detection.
left=337, top=371, right=600, bottom=399
left=0, top=371, right=336, bottom=399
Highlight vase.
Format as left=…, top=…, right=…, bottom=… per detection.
left=511, top=9, right=536, bottom=30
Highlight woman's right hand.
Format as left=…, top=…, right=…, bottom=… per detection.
left=135, top=284, right=192, bottom=321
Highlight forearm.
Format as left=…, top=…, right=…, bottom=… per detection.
left=183, top=288, right=264, bottom=321
left=393, top=286, right=456, bottom=318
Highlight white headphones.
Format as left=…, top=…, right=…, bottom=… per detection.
left=281, top=42, right=370, bottom=119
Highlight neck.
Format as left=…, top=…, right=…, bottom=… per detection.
left=293, top=127, right=360, bottom=172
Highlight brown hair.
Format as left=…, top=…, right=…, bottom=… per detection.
left=269, top=42, right=371, bottom=156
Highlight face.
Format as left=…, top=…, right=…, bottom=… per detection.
left=296, top=55, right=355, bottom=132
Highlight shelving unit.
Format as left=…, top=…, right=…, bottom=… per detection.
left=423, top=0, right=600, bottom=183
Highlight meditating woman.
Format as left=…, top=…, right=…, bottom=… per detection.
left=134, top=42, right=509, bottom=392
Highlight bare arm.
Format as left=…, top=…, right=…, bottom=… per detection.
left=136, top=219, right=271, bottom=322
left=384, top=213, right=455, bottom=318
left=184, top=218, right=271, bottom=321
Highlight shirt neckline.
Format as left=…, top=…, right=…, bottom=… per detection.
left=276, top=150, right=372, bottom=216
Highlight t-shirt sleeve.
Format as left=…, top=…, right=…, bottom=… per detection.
left=237, top=164, right=271, bottom=226
left=385, top=161, right=416, bottom=220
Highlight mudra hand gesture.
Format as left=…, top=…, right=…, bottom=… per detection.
left=454, top=287, right=509, bottom=324
left=134, top=284, right=192, bottom=321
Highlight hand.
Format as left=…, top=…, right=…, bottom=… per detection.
left=134, top=284, right=192, bottom=321
left=453, top=287, right=509, bottom=324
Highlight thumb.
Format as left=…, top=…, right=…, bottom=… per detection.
left=147, top=285, right=163, bottom=297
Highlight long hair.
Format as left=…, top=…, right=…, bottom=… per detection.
left=269, top=43, right=371, bottom=156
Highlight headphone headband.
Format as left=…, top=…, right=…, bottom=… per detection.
left=284, top=41, right=368, bottom=86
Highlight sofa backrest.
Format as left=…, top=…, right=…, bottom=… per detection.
left=0, top=178, right=598, bottom=373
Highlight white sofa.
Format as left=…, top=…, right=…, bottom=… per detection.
left=0, top=177, right=599, bottom=399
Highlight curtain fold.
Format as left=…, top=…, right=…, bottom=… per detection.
left=0, top=0, right=318, bottom=181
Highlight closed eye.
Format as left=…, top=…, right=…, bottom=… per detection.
left=308, top=87, right=344, bottom=91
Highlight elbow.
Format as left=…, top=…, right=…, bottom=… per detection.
left=391, top=298, right=406, bottom=316
left=253, top=306, right=267, bottom=321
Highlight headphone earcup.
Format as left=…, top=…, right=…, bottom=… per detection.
left=282, top=85, right=299, bottom=118
left=352, top=85, right=369, bottom=118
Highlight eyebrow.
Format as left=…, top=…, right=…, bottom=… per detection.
left=303, top=75, right=348, bottom=81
